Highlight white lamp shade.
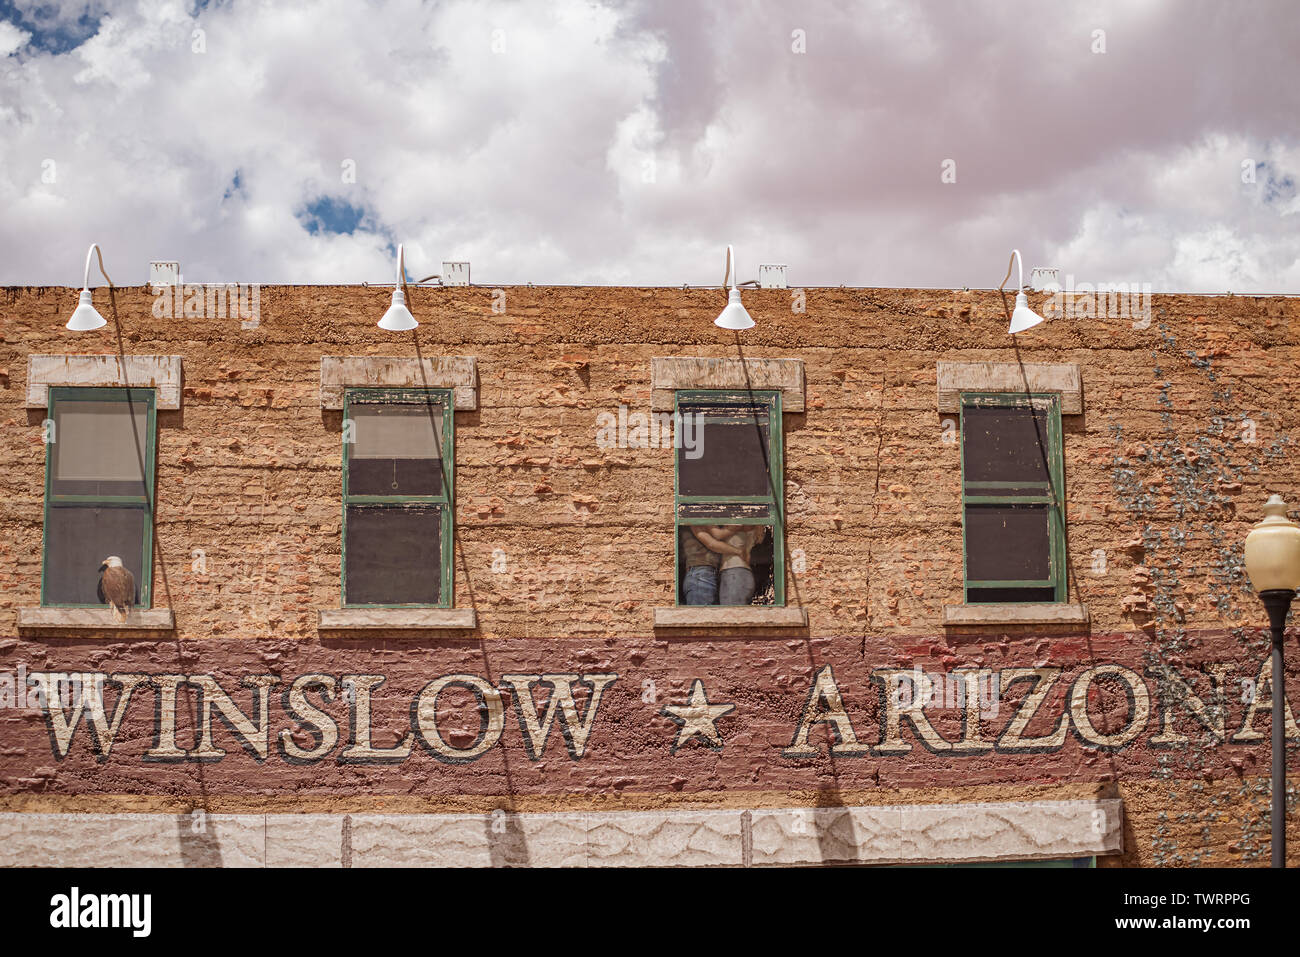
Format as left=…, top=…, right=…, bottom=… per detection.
left=1244, top=495, right=1300, bottom=592
left=66, top=289, right=107, bottom=331
left=378, top=288, right=417, bottom=331
left=714, top=288, right=754, bottom=330
left=1008, top=291, right=1044, bottom=334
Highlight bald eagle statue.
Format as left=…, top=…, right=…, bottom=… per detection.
left=97, top=556, right=136, bottom=623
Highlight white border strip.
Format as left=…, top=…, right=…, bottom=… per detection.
left=0, top=799, right=1121, bottom=867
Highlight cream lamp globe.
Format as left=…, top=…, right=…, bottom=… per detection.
left=1244, top=495, right=1300, bottom=593
left=1243, top=492, right=1299, bottom=869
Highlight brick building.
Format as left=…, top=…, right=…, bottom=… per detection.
left=0, top=279, right=1296, bottom=867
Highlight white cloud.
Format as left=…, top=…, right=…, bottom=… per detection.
left=0, top=0, right=1297, bottom=291
left=1168, top=225, right=1258, bottom=291
left=0, top=21, right=31, bottom=57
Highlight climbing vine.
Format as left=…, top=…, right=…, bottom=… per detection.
left=1109, top=320, right=1294, bottom=865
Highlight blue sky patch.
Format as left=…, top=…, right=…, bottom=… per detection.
left=0, top=0, right=104, bottom=55
left=222, top=170, right=243, bottom=202
left=297, top=196, right=372, bottom=236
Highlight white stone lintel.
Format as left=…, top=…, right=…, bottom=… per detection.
left=651, top=356, right=805, bottom=412
left=937, top=361, right=1082, bottom=414
left=26, top=355, right=183, bottom=410
left=320, top=356, right=477, bottom=410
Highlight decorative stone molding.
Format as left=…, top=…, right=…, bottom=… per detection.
left=750, top=798, right=1122, bottom=866
left=942, top=602, right=1090, bottom=627
left=320, top=356, right=478, bottom=410
left=653, top=606, right=808, bottom=628
left=26, top=355, right=183, bottom=410
left=650, top=357, right=805, bottom=412
left=936, top=361, right=1082, bottom=414
left=0, top=798, right=1122, bottom=867
left=16, top=607, right=175, bottom=632
left=317, top=607, right=476, bottom=631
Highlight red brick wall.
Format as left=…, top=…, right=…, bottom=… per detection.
left=0, top=283, right=1297, bottom=866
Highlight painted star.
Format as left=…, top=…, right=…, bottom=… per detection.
left=661, top=680, right=736, bottom=753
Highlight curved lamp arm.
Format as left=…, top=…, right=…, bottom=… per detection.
left=723, top=244, right=736, bottom=290
left=66, top=243, right=112, bottom=331
left=998, top=248, right=1025, bottom=294
left=82, top=243, right=114, bottom=290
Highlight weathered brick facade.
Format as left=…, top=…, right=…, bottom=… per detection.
left=0, top=283, right=1296, bottom=867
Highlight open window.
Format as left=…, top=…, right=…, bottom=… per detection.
left=41, top=387, right=156, bottom=607
left=342, top=388, right=453, bottom=607
left=960, top=392, right=1065, bottom=603
left=674, top=389, right=784, bottom=606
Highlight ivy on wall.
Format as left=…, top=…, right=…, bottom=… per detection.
left=1110, top=320, right=1295, bottom=865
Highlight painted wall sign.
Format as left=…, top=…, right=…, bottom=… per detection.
left=0, top=632, right=1294, bottom=797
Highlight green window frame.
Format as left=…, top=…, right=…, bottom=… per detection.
left=41, top=386, right=157, bottom=608
left=673, top=389, right=785, bottom=606
left=341, top=387, right=454, bottom=608
left=960, top=391, right=1066, bottom=603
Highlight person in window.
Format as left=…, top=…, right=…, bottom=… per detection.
left=680, top=525, right=742, bottom=605
left=712, top=524, right=768, bottom=605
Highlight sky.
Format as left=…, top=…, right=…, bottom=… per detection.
left=0, top=0, right=1297, bottom=292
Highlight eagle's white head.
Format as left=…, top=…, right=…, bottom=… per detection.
left=101, top=556, right=124, bottom=569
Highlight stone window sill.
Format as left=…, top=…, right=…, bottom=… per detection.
left=16, top=607, right=175, bottom=632
left=942, top=603, right=1089, bottom=627
left=653, top=606, right=808, bottom=629
left=317, top=607, right=476, bottom=631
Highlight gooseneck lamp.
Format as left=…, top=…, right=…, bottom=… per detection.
left=1243, top=493, right=1300, bottom=868
left=378, top=244, right=418, bottom=331
left=66, top=243, right=112, bottom=331
left=714, top=244, right=754, bottom=330
left=1000, top=248, right=1045, bottom=335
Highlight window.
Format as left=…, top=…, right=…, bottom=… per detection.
left=42, top=387, right=156, bottom=607
left=342, top=388, right=453, bottom=607
left=674, top=390, right=784, bottom=606
left=960, top=392, right=1065, bottom=603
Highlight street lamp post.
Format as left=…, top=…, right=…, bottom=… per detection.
left=1243, top=494, right=1300, bottom=868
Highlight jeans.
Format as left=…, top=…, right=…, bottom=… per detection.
left=683, top=565, right=719, bottom=605
left=719, top=567, right=755, bottom=605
